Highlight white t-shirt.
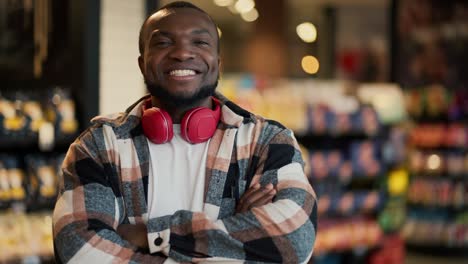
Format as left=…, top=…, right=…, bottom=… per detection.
left=147, top=125, right=210, bottom=219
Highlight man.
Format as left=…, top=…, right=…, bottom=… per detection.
left=53, top=1, right=317, bottom=263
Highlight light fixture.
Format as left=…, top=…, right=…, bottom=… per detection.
left=240, top=8, right=258, bottom=22
left=301, top=55, right=320, bottom=74
left=214, top=0, right=234, bottom=7
left=427, top=154, right=441, bottom=170
left=296, top=22, right=317, bottom=43
left=235, top=0, right=255, bottom=14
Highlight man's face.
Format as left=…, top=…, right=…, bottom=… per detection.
left=139, top=8, right=219, bottom=106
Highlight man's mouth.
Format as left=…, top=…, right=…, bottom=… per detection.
left=168, top=69, right=197, bottom=77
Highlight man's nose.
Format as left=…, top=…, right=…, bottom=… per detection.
left=169, top=43, right=195, bottom=61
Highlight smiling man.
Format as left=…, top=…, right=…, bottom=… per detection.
left=53, top=2, right=317, bottom=263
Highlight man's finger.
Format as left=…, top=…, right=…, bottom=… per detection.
left=241, top=183, right=261, bottom=199
left=237, top=184, right=276, bottom=213
left=243, top=183, right=274, bottom=203
left=237, top=190, right=275, bottom=213
left=249, top=189, right=276, bottom=209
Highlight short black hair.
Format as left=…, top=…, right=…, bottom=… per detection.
left=138, top=1, right=219, bottom=55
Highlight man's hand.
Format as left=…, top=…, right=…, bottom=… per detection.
left=117, top=223, right=149, bottom=249
left=236, top=183, right=276, bottom=213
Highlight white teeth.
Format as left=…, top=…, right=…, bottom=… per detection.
left=169, top=69, right=196, bottom=76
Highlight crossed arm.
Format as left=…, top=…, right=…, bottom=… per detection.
left=53, top=128, right=317, bottom=263
left=117, top=183, right=277, bottom=250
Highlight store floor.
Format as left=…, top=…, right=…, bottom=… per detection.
left=405, top=252, right=467, bottom=264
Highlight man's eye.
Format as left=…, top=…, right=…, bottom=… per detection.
left=153, top=41, right=171, bottom=47
left=194, top=40, right=209, bottom=46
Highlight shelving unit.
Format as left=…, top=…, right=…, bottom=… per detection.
left=0, top=88, right=79, bottom=263
left=392, top=0, right=468, bottom=257
left=0, top=1, right=98, bottom=262
left=401, top=87, right=467, bottom=256
left=218, top=77, right=409, bottom=263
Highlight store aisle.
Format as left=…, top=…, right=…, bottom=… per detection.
left=406, top=252, right=467, bottom=264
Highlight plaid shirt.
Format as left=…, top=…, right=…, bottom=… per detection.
left=53, top=93, right=317, bottom=263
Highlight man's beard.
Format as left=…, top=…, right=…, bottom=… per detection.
left=145, top=79, right=218, bottom=108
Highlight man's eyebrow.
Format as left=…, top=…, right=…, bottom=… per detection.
left=149, top=30, right=172, bottom=39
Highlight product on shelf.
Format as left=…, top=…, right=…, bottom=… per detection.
left=0, top=162, right=9, bottom=209
left=0, top=156, right=27, bottom=204
left=407, top=179, right=467, bottom=208
left=0, top=87, right=80, bottom=150
left=218, top=77, right=405, bottom=258
left=368, top=234, right=405, bottom=264
left=403, top=85, right=468, bottom=253
left=318, top=191, right=384, bottom=216
left=0, top=97, right=27, bottom=137
left=23, top=100, right=46, bottom=134
left=409, top=124, right=467, bottom=148
left=382, top=127, right=407, bottom=166
left=308, top=142, right=384, bottom=183
left=25, top=155, right=59, bottom=209
left=402, top=216, right=468, bottom=248
left=405, top=88, right=468, bottom=121
left=314, top=217, right=383, bottom=255
left=46, top=87, right=79, bottom=137
left=351, top=141, right=382, bottom=177
left=0, top=212, right=54, bottom=262
left=0, top=153, right=64, bottom=212
left=306, top=105, right=382, bottom=136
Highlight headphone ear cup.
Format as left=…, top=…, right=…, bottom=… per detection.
left=181, top=107, right=219, bottom=144
left=142, top=107, right=174, bottom=144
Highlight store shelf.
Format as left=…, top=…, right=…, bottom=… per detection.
left=0, top=133, right=77, bottom=152
left=296, top=133, right=377, bottom=150
left=406, top=244, right=468, bottom=258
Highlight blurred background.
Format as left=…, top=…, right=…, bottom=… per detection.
left=0, top=0, right=467, bottom=263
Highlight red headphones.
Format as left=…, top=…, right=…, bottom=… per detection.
left=141, top=97, right=221, bottom=144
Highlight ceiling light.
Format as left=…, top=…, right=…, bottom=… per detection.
left=214, top=0, right=234, bottom=7
left=235, top=0, right=255, bottom=14
left=301, top=55, right=320, bottom=74
left=241, top=8, right=258, bottom=22
left=296, top=22, right=317, bottom=43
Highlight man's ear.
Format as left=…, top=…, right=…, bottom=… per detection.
left=138, top=56, right=144, bottom=75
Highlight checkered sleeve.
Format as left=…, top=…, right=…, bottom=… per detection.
left=146, top=128, right=317, bottom=263
left=53, top=129, right=167, bottom=264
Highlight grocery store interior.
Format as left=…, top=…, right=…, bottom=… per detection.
left=0, top=0, right=467, bottom=263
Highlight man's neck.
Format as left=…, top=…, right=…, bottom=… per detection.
left=151, top=96, right=213, bottom=124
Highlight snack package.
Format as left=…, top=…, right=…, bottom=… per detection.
left=0, top=97, right=27, bottom=138
left=326, top=151, right=343, bottom=179
left=1, top=156, right=27, bottom=203
left=45, top=87, right=78, bottom=137
left=446, top=152, right=465, bottom=175
left=307, top=105, right=328, bottom=134
left=309, top=151, right=329, bottom=180
left=22, top=100, right=45, bottom=135
left=329, top=112, right=352, bottom=135
left=357, top=106, right=381, bottom=136
left=25, top=155, right=58, bottom=209
left=446, top=124, right=467, bottom=147
left=405, top=89, right=423, bottom=118
left=0, top=161, right=10, bottom=209
left=351, top=141, right=382, bottom=177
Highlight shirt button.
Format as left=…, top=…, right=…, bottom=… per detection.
left=154, top=237, right=163, bottom=246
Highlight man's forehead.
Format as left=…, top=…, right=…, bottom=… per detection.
left=149, top=8, right=173, bottom=22
left=148, top=8, right=213, bottom=28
